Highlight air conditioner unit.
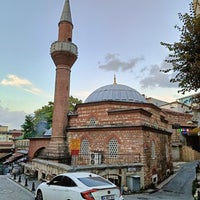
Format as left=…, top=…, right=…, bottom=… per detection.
left=90, top=152, right=102, bottom=165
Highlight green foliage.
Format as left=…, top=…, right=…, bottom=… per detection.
left=34, top=101, right=53, bottom=128
left=161, top=3, right=200, bottom=95
left=69, top=96, right=82, bottom=112
left=21, top=115, right=35, bottom=139
left=21, top=96, right=82, bottom=138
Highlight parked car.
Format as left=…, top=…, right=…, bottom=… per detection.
left=35, top=172, right=124, bottom=200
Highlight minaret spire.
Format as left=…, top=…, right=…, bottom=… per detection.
left=60, top=0, right=72, bottom=23
left=58, top=0, right=74, bottom=42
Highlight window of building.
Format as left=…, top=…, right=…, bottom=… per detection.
left=108, top=139, right=118, bottom=158
left=151, top=141, right=156, bottom=159
left=89, top=117, right=96, bottom=126
left=80, top=139, right=89, bottom=155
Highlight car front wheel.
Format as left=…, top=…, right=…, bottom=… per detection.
left=36, top=190, right=43, bottom=200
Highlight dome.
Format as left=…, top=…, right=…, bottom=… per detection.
left=84, top=83, right=146, bottom=103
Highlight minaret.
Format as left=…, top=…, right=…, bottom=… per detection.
left=48, top=0, right=78, bottom=161
left=194, top=0, right=200, bottom=15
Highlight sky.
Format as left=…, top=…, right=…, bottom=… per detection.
left=0, top=0, right=195, bottom=130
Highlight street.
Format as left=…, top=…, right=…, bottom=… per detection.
left=124, top=161, right=196, bottom=200
left=0, top=162, right=197, bottom=200
left=0, top=175, right=34, bottom=200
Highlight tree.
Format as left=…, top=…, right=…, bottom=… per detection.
left=34, top=101, right=54, bottom=128
left=21, top=115, right=35, bottom=139
left=21, top=96, right=82, bottom=137
left=160, top=3, right=200, bottom=99
left=69, top=96, right=82, bottom=112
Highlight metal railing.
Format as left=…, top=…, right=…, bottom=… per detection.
left=71, top=153, right=141, bottom=166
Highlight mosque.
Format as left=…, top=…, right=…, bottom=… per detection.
left=25, top=0, right=198, bottom=191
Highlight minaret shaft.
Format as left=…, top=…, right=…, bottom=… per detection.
left=58, top=22, right=73, bottom=42
left=52, top=65, right=71, bottom=138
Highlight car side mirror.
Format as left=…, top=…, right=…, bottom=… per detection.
left=46, top=181, right=51, bottom=185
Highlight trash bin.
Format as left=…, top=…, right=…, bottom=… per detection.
left=126, top=175, right=140, bottom=192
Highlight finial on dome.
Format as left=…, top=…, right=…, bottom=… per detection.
left=113, top=74, right=117, bottom=85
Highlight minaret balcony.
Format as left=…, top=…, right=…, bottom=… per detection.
left=50, top=41, right=78, bottom=56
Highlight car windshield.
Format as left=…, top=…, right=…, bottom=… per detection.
left=78, top=176, right=113, bottom=187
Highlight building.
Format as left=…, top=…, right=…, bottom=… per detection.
left=146, top=97, right=200, bottom=161
left=161, top=108, right=197, bottom=160
left=160, top=101, right=192, bottom=114
left=0, top=125, right=8, bottom=133
left=146, top=97, right=168, bottom=107
left=9, top=129, right=23, bottom=139
left=23, top=0, right=200, bottom=191
left=0, top=125, right=13, bottom=157
left=29, top=79, right=173, bottom=189
left=27, top=0, right=173, bottom=190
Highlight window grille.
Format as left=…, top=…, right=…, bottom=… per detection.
left=89, top=117, right=96, bottom=126
left=108, top=139, right=118, bottom=158
left=80, top=139, right=89, bottom=155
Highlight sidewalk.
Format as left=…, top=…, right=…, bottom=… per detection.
left=8, top=173, right=42, bottom=195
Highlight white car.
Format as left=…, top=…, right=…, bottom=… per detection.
left=35, top=172, right=124, bottom=200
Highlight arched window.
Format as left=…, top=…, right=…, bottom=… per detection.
left=80, top=139, right=89, bottom=155
left=108, top=139, right=118, bottom=158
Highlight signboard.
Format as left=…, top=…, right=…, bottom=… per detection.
left=70, top=139, right=81, bottom=156
left=178, top=128, right=189, bottom=135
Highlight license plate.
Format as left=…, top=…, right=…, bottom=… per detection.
left=101, top=195, right=115, bottom=200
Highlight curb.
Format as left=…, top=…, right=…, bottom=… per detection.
left=8, top=174, right=38, bottom=194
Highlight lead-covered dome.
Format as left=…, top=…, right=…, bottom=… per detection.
left=84, top=83, right=146, bottom=103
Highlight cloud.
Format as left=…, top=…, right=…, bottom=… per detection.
left=0, top=74, right=43, bottom=95
left=140, top=62, right=178, bottom=89
left=98, top=53, right=144, bottom=72
left=1, top=74, right=31, bottom=86
left=0, top=106, right=26, bottom=130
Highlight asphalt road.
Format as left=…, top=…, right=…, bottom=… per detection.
left=0, top=162, right=197, bottom=200
left=124, top=161, right=196, bottom=200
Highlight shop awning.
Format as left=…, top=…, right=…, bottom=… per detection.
left=0, top=153, right=12, bottom=162
left=189, top=127, right=200, bottom=135
left=3, top=153, right=24, bottom=164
